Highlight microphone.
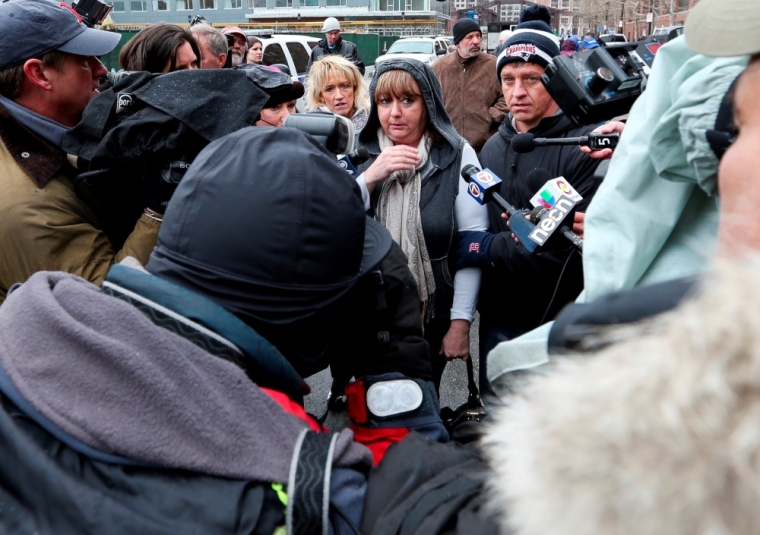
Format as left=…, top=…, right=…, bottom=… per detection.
left=525, top=169, right=584, bottom=251
left=337, top=147, right=370, bottom=176
left=347, top=146, right=370, bottom=167
left=511, top=132, right=620, bottom=154
left=461, top=165, right=539, bottom=253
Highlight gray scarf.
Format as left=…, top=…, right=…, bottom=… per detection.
left=376, top=129, right=436, bottom=323
left=0, top=271, right=370, bottom=482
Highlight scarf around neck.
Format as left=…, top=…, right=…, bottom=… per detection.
left=376, top=129, right=436, bottom=323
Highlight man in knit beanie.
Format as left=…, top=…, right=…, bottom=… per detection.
left=453, top=5, right=601, bottom=403
left=432, top=17, right=508, bottom=152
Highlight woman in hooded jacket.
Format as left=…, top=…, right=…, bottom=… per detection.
left=356, top=58, right=489, bottom=389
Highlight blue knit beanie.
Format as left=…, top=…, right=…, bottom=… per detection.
left=496, top=5, right=560, bottom=80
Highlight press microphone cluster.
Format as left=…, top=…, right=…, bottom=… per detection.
left=461, top=165, right=584, bottom=252
left=511, top=132, right=620, bottom=154
left=526, top=169, right=584, bottom=251
left=461, top=165, right=539, bottom=253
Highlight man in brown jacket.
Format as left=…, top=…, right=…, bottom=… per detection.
left=0, top=0, right=161, bottom=304
left=432, top=18, right=509, bottom=153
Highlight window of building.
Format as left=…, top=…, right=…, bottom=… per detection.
left=253, top=0, right=266, bottom=7
left=112, top=1, right=125, bottom=10
left=130, top=0, right=146, bottom=10
left=274, top=0, right=292, bottom=6
left=152, top=0, right=168, bottom=9
left=286, top=42, right=310, bottom=75
left=303, top=0, right=318, bottom=5
left=225, top=0, right=242, bottom=7
left=176, top=0, right=194, bottom=9
left=262, top=43, right=288, bottom=67
left=199, top=0, right=215, bottom=8
left=326, top=0, right=346, bottom=6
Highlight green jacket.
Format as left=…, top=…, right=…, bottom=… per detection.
left=0, top=105, right=159, bottom=304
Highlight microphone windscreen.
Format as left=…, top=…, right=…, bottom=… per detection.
left=511, top=133, right=536, bottom=153
left=530, top=206, right=545, bottom=221
left=461, top=164, right=479, bottom=182
left=526, top=168, right=554, bottom=194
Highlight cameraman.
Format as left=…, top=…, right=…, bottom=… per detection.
left=452, top=8, right=601, bottom=399
left=0, top=0, right=161, bottom=304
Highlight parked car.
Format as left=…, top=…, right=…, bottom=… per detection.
left=375, top=37, right=451, bottom=66
left=243, top=31, right=318, bottom=110
left=600, top=33, right=628, bottom=44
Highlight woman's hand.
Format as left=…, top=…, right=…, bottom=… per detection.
left=363, top=145, right=420, bottom=194
left=440, top=319, right=471, bottom=361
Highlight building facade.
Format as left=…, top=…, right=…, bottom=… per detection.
left=108, top=0, right=450, bottom=34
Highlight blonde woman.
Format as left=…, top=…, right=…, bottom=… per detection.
left=306, top=55, right=370, bottom=133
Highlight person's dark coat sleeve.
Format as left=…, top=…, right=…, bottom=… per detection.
left=347, top=42, right=365, bottom=75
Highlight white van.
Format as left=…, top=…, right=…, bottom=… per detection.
left=244, top=32, right=319, bottom=109
left=245, top=30, right=319, bottom=83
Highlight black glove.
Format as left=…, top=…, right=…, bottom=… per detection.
left=452, top=230, right=494, bottom=271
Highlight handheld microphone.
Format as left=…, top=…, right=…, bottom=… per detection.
left=337, top=147, right=370, bottom=176
left=461, top=165, right=539, bottom=253
left=511, top=132, right=620, bottom=154
left=526, top=169, right=584, bottom=251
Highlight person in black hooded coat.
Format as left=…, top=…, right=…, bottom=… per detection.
left=355, top=58, right=489, bottom=390
left=453, top=9, right=601, bottom=398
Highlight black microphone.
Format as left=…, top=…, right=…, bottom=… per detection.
left=347, top=146, right=370, bottom=167
left=526, top=168, right=583, bottom=251
left=511, top=132, right=620, bottom=153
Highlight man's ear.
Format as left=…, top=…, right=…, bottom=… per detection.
left=218, top=52, right=227, bottom=68
left=22, top=59, right=54, bottom=91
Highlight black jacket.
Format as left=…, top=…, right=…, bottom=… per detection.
left=325, top=241, right=433, bottom=384
left=307, top=35, right=365, bottom=75
left=478, top=114, right=601, bottom=331
left=357, top=58, right=468, bottom=355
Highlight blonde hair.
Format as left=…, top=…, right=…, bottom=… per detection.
left=305, top=55, right=370, bottom=113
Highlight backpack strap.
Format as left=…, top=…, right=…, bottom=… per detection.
left=287, top=430, right=339, bottom=535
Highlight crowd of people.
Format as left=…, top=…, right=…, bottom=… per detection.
left=1, top=0, right=759, bottom=532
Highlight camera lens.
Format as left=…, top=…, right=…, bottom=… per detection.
left=587, top=67, right=614, bottom=95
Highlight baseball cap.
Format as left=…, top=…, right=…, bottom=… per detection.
left=0, top=0, right=121, bottom=71
left=237, top=64, right=305, bottom=107
left=222, top=26, right=247, bottom=42
left=685, top=0, right=760, bottom=57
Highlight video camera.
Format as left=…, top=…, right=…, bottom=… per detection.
left=541, top=43, right=647, bottom=125
left=71, top=0, right=112, bottom=27
left=283, top=113, right=371, bottom=173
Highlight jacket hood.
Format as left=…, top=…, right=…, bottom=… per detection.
left=359, top=58, right=461, bottom=151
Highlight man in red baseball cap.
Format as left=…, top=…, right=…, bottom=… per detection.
left=222, top=26, right=248, bottom=67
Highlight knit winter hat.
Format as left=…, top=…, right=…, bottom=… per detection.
left=496, top=5, right=560, bottom=79
left=452, top=18, right=481, bottom=45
